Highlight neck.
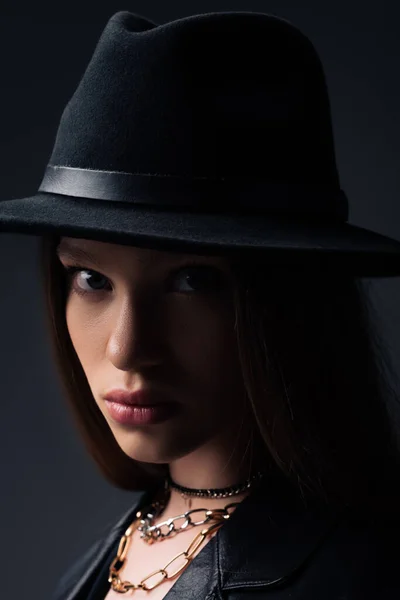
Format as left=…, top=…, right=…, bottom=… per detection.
left=160, top=425, right=269, bottom=517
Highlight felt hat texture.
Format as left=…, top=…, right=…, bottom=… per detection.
left=1, top=10, right=399, bottom=276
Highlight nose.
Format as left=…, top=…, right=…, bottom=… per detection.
left=105, top=292, right=164, bottom=371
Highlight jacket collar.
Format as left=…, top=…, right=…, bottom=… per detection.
left=216, top=469, right=341, bottom=592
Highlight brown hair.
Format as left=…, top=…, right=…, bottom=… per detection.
left=39, top=234, right=400, bottom=510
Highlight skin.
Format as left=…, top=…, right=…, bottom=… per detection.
left=56, top=236, right=266, bottom=517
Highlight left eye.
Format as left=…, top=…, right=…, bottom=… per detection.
left=168, top=266, right=227, bottom=294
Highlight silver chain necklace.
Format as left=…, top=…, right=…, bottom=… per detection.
left=137, top=502, right=240, bottom=543
left=138, top=470, right=265, bottom=543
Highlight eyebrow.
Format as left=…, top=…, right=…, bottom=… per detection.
left=56, top=242, right=104, bottom=268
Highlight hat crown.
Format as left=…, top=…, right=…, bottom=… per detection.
left=2, top=12, right=400, bottom=277
left=49, top=10, right=340, bottom=187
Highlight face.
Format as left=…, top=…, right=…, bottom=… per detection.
left=56, top=237, right=248, bottom=464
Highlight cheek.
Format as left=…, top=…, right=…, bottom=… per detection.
left=168, top=300, right=242, bottom=388
left=65, top=300, right=104, bottom=368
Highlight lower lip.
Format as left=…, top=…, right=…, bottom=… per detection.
left=104, top=401, right=180, bottom=425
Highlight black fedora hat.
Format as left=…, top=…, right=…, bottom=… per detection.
left=1, top=10, right=400, bottom=276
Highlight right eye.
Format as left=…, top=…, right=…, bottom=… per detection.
left=63, top=266, right=112, bottom=297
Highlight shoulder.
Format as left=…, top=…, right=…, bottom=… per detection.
left=297, top=511, right=400, bottom=598
left=224, top=512, right=400, bottom=600
left=50, top=492, right=146, bottom=600
left=219, top=476, right=400, bottom=599
left=327, top=509, right=400, bottom=560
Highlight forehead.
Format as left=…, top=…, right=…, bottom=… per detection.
left=56, top=237, right=226, bottom=266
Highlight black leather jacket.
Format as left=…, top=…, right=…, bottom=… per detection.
left=51, top=473, right=400, bottom=599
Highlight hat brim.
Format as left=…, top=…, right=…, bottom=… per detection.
left=1, top=192, right=400, bottom=277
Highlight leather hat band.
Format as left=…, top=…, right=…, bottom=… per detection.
left=39, top=164, right=349, bottom=221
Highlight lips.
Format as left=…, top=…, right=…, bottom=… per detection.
left=103, top=389, right=171, bottom=407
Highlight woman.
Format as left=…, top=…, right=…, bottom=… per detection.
left=2, top=9, right=400, bottom=600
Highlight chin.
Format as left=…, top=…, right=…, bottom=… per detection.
left=119, top=443, right=178, bottom=464
left=113, top=427, right=206, bottom=464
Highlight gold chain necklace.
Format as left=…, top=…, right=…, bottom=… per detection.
left=108, top=505, right=233, bottom=593
left=108, top=472, right=265, bottom=593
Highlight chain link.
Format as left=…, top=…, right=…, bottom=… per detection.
left=138, top=502, right=239, bottom=543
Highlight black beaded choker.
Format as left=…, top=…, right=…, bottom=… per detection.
left=166, top=470, right=265, bottom=498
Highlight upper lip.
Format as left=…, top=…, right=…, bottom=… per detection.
left=103, top=389, right=171, bottom=406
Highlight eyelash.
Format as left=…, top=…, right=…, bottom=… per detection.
left=61, top=262, right=227, bottom=298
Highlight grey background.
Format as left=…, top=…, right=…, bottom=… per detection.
left=1, top=1, right=399, bottom=598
